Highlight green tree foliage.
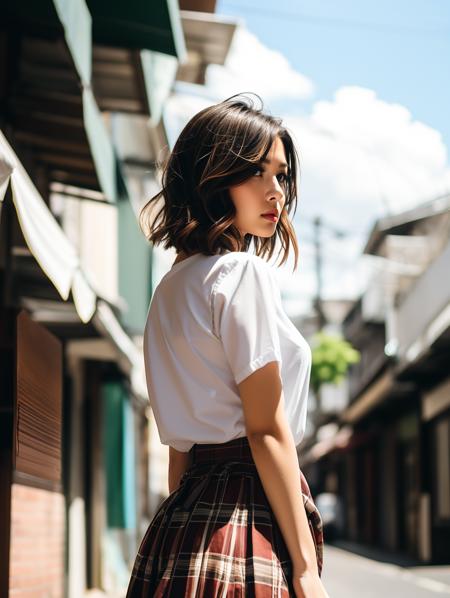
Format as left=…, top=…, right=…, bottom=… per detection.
left=310, top=331, right=360, bottom=394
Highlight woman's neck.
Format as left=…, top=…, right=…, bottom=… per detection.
left=173, top=250, right=192, bottom=265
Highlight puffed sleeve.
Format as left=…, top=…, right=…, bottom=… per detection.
left=211, top=256, right=282, bottom=385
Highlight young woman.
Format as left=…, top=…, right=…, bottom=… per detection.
left=126, top=94, right=329, bottom=598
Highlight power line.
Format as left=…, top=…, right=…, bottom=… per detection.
left=222, top=3, right=450, bottom=38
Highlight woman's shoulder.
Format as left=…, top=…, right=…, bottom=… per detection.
left=215, top=251, right=272, bottom=272
left=210, top=251, right=275, bottom=295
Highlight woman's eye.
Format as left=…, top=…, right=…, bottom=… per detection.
left=252, top=169, right=289, bottom=182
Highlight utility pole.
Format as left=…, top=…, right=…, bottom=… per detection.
left=313, top=216, right=326, bottom=331
left=310, top=215, right=349, bottom=427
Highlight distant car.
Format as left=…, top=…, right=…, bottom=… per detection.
left=314, top=492, right=344, bottom=541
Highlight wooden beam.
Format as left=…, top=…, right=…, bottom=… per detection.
left=14, top=130, right=88, bottom=156
left=35, top=152, right=96, bottom=172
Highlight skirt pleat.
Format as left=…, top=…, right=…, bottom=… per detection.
left=126, top=436, right=323, bottom=597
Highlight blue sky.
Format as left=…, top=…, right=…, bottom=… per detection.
left=217, top=0, right=450, bottom=151
left=162, top=1, right=450, bottom=315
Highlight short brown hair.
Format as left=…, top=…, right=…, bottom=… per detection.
left=139, top=93, right=300, bottom=269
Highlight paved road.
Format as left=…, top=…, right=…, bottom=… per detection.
left=321, top=544, right=450, bottom=597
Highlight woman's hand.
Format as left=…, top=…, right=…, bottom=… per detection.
left=293, top=569, right=330, bottom=598
left=168, top=446, right=193, bottom=493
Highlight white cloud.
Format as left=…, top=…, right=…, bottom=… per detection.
left=206, top=27, right=314, bottom=101
left=291, top=86, right=450, bottom=220
left=161, top=30, right=450, bottom=318
left=164, top=25, right=314, bottom=144
left=280, top=86, right=450, bottom=309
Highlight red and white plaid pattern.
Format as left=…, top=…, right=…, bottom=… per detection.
left=126, top=436, right=323, bottom=597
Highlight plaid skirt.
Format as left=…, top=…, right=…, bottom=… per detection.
left=126, top=436, right=323, bottom=597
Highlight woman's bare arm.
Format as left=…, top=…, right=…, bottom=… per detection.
left=168, top=446, right=192, bottom=493
left=238, top=361, right=328, bottom=595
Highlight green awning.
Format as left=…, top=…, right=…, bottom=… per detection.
left=3, top=0, right=91, bottom=85
left=4, top=0, right=128, bottom=204
left=86, top=0, right=187, bottom=60
left=83, top=87, right=128, bottom=203
left=53, top=0, right=92, bottom=84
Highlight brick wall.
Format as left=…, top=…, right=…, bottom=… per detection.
left=9, top=483, right=65, bottom=598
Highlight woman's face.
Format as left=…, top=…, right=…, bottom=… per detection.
left=228, top=135, right=288, bottom=238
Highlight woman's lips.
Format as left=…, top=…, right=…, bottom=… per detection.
left=261, top=214, right=278, bottom=222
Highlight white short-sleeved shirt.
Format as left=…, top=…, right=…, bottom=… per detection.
left=143, top=251, right=312, bottom=452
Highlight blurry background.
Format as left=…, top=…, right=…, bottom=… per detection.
left=0, top=1, right=449, bottom=597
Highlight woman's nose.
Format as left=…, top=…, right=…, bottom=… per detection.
left=268, top=176, right=284, bottom=199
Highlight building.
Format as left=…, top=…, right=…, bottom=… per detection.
left=303, top=194, right=450, bottom=564
left=1, top=0, right=240, bottom=594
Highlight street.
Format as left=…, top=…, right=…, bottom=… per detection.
left=321, top=544, right=450, bottom=597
